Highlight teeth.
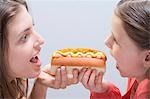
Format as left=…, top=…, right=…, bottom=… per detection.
left=30, top=56, right=38, bottom=63
left=35, top=56, right=38, bottom=59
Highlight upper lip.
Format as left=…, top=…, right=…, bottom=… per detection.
left=30, top=48, right=41, bottom=59
left=36, top=46, right=42, bottom=52
left=33, top=53, right=39, bottom=58
left=30, top=53, right=39, bottom=61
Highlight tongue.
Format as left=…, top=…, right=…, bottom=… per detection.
left=30, top=56, right=38, bottom=63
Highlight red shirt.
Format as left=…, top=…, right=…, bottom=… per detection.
left=90, top=78, right=150, bottom=99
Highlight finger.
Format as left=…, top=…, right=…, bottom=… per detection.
left=54, top=68, right=61, bottom=89
left=72, top=69, right=79, bottom=84
left=81, top=68, right=92, bottom=89
left=60, top=66, right=67, bottom=89
left=42, top=64, right=51, bottom=74
left=78, top=68, right=87, bottom=81
left=88, top=69, right=97, bottom=90
left=95, top=72, right=104, bottom=88
left=67, top=74, right=74, bottom=86
left=95, top=73, right=99, bottom=85
left=38, top=71, right=55, bottom=87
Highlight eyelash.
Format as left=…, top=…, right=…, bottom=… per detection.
left=112, top=35, right=118, bottom=44
left=113, top=37, right=117, bottom=42
left=20, top=33, right=29, bottom=43
left=20, top=25, right=34, bottom=43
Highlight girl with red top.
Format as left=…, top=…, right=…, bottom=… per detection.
left=79, top=0, right=150, bottom=98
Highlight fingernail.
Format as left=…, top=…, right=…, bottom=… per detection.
left=61, top=66, right=65, bottom=70
left=68, top=74, right=73, bottom=79
left=57, top=68, right=61, bottom=71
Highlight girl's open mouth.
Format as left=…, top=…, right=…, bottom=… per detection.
left=30, top=56, right=39, bottom=63
left=116, top=63, right=119, bottom=69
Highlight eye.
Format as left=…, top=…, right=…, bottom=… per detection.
left=113, top=37, right=117, bottom=42
left=111, top=34, right=115, bottom=41
left=111, top=34, right=119, bottom=45
left=20, top=33, right=29, bottom=42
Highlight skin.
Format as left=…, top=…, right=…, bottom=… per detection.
left=6, top=5, right=79, bottom=98
left=79, top=12, right=149, bottom=93
left=7, top=5, right=44, bottom=79
left=106, top=12, right=148, bottom=80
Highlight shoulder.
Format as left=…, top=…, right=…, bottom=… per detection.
left=127, top=78, right=136, bottom=90
left=136, top=79, right=150, bottom=98
left=137, top=79, right=150, bottom=92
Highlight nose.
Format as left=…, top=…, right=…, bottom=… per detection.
left=105, top=35, right=112, bottom=49
left=34, top=33, right=45, bottom=50
left=38, top=34, right=45, bottom=45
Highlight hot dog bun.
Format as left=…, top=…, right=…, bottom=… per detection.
left=50, top=48, right=107, bottom=76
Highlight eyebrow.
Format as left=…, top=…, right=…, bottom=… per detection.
left=16, top=27, right=30, bottom=39
left=23, top=27, right=30, bottom=33
left=17, top=22, right=34, bottom=38
left=111, top=31, right=115, bottom=39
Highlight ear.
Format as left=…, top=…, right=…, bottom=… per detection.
left=143, top=50, right=150, bottom=68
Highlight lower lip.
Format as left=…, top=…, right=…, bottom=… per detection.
left=34, top=59, right=42, bottom=68
left=116, top=63, right=119, bottom=69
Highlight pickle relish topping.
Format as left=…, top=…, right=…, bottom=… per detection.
left=52, top=48, right=106, bottom=60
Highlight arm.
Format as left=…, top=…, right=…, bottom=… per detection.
left=79, top=68, right=121, bottom=99
left=29, top=79, right=47, bottom=99
left=90, top=83, right=121, bottom=99
left=29, top=64, right=79, bottom=99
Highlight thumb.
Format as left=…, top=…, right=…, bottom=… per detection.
left=37, top=71, right=55, bottom=86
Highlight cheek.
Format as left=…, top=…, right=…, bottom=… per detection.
left=127, top=54, right=143, bottom=69
left=8, top=45, right=32, bottom=69
left=111, top=44, right=121, bottom=59
left=9, top=51, right=28, bottom=69
left=8, top=51, right=35, bottom=78
left=112, top=45, right=129, bottom=66
left=115, top=50, right=142, bottom=69
left=9, top=47, right=30, bottom=61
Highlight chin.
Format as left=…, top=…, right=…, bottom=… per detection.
left=28, top=71, right=41, bottom=78
left=120, top=74, right=126, bottom=77
left=120, top=72, right=128, bottom=77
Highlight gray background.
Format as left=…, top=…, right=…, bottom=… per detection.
left=28, top=0, right=127, bottom=98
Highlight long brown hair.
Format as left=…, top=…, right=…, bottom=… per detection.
left=115, top=0, right=150, bottom=98
left=0, top=0, right=28, bottom=98
left=115, top=0, right=150, bottom=78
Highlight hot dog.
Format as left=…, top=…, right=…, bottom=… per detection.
left=50, top=48, right=107, bottom=76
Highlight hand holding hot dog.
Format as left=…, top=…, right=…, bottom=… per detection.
left=50, top=48, right=107, bottom=76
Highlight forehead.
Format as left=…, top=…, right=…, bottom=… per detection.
left=111, top=12, right=142, bottom=49
left=111, top=12, right=128, bottom=41
left=7, top=5, right=32, bottom=36
left=112, top=12, right=125, bottom=35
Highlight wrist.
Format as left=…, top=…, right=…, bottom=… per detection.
left=100, top=83, right=109, bottom=93
left=92, top=82, right=109, bottom=93
left=30, top=79, right=48, bottom=99
left=35, top=78, right=48, bottom=91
